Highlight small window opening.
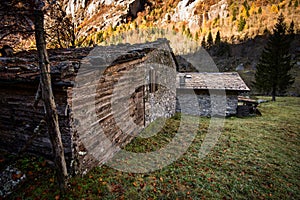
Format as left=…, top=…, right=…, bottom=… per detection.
left=149, top=69, right=158, bottom=93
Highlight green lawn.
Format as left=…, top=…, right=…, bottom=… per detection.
left=7, top=97, right=300, bottom=199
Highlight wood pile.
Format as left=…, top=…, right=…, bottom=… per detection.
left=237, top=96, right=261, bottom=117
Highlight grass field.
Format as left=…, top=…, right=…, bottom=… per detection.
left=5, top=97, right=300, bottom=199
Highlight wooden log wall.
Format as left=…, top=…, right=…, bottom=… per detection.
left=0, top=39, right=177, bottom=174
left=0, top=81, right=74, bottom=170
left=70, top=45, right=177, bottom=173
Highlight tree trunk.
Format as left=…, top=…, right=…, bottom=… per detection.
left=272, top=86, right=276, bottom=101
left=71, top=23, right=76, bottom=48
left=34, top=10, right=68, bottom=191
left=57, top=29, right=63, bottom=48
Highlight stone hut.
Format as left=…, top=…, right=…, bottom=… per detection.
left=0, top=39, right=177, bottom=174
left=176, top=72, right=250, bottom=116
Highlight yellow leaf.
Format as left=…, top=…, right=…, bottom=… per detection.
left=149, top=176, right=156, bottom=180
left=137, top=177, right=144, bottom=182
left=133, top=182, right=138, bottom=187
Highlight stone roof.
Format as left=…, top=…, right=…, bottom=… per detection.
left=0, top=38, right=172, bottom=85
left=0, top=47, right=91, bottom=85
left=177, top=72, right=250, bottom=91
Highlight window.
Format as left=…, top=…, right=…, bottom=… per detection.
left=149, top=69, right=158, bottom=93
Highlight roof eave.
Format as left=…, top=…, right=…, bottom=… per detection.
left=177, top=87, right=250, bottom=92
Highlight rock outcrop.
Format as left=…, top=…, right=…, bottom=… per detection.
left=63, top=0, right=147, bottom=28
left=172, top=0, right=200, bottom=30
left=128, top=0, right=147, bottom=18
left=172, top=0, right=229, bottom=29
left=57, top=0, right=149, bottom=39
left=207, top=0, right=229, bottom=20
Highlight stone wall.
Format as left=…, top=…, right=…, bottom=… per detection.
left=145, top=87, right=176, bottom=126
left=176, top=89, right=238, bottom=117
left=143, top=49, right=177, bottom=126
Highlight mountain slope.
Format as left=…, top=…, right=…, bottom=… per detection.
left=60, top=0, right=300, bottom=45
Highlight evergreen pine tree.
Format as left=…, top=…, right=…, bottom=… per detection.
left=232, top=8, right=237, bottom=21
left=295, top=0, right=299, bottom=8
left=186, top=27, right=191, bottom=38
left=215, top=30, right=221, bottom=45
left=254, top=14, right=294, bottom=101
left=207, top=31, right=213, bottom=48
left=201, top=36, right=206, bottom=48
left=288, top=20, right=295, bottom=40
left=238, top=16, right=246, bottom=31
left=258, top=7, right=262, bottom=14
left=195, top=32, right=199, bottom=41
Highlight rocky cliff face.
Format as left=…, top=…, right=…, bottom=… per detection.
left=171, top=0, right=200, bottom=30
left=64, top=0, right=126, bottom=19
left=58, top=0, right=231, bottom=38
left=172, top=0, right=229, bottom=30
left=62, top=0, right=147, bottom=28
left=207, top=0, right=228, bottom=20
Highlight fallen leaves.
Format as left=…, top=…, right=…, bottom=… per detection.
left=5, top=98, right=300, bottom=199
left=11, top=173, right=23, bottom=180
left=132, top=181, right=138, bottom=187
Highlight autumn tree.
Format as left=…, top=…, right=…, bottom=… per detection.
left=45, top=1, right=77, bottom=48
left=254, top=14, right=294, bottom=101
left=0, top=1, right=34, bottom=47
